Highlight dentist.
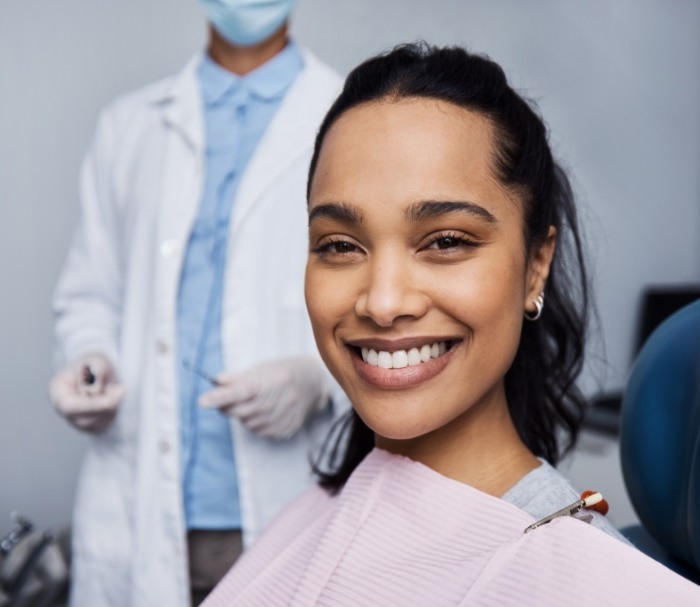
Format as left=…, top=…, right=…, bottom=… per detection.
left=48, top=1, right=344, bottom=605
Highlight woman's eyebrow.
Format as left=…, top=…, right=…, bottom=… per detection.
left=405, top=200, right=497, bottom=224
left=308, top=202, right=364, bottom=226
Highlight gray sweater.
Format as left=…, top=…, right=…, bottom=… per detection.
left=502, top=458, right=629, bottom=543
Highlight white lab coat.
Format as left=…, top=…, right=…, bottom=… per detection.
left=52, top=48, right=344, bottom=607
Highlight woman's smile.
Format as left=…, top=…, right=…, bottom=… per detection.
left=346, top=337, right=462, bottom=389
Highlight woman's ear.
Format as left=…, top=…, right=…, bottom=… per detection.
left=524, top=226, right=556, bottom=314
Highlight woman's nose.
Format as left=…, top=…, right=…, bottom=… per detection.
left=354, top=256, right=429, bottom=327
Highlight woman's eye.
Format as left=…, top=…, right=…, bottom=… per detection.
left=425, top=233, right=478, bottom=251
left=312, top=238, right=361, bottom=256
left=434, top=236, right=461, bottom=249
left=330, top=241, right=358, bottom=253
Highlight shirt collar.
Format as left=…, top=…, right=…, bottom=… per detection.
left=198, top=40, right=304, bottom=106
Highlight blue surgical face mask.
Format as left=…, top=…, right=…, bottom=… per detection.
left=198, top=0, right=295, bottom=47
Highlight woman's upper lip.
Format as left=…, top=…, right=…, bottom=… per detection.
left=345, top=336, right=462, bottom=351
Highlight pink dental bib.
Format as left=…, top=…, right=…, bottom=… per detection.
left=203, top=449, right=700, bottom=606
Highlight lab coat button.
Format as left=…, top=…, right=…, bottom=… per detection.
left=159, top=440, right=170, bottom=454
left=156, top=339, right=169, bottom=354
left=160, top=239, right=178, bottom=259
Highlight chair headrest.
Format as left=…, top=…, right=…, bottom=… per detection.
left=620, top=299, right=700, bottom=571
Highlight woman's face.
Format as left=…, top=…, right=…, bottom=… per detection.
left=306, top=98, right=553, bottom=447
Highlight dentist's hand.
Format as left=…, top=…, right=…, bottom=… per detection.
left=199, top=357, right=329, bottom=439
left=49, top=352, right=125, bottom=433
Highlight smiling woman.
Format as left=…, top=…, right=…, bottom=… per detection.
left=202, top=44, right=700, bottom=606
left=306, top=46, right=586, bottom=492
left=306, top=97, right=555, bottom=492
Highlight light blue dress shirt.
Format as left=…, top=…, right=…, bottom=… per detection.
left=177, top=43, right=303, bottom=530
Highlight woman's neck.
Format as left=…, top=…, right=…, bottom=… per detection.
left=375, top=397, right=540, bottom=497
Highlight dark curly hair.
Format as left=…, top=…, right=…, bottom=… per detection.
left=308, top=42, right=590, bottom=492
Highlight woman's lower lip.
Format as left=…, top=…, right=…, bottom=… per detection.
left=349, top=344, right=457, bottom=389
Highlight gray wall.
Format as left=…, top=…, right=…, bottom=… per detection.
left=1, top=0, right=698, bottom=532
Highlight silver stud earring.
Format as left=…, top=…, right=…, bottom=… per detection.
left=524, top=292, right=545, bottom=321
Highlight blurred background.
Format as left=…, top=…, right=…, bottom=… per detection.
left=1, top=0, right=698, bottom=534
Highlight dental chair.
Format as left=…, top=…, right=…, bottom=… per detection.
left=620, top=298, right=700, bottom=583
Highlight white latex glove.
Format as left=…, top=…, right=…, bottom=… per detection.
left=199, top=357, right=330, bottom=439
left=48, top=352, right=125, bottom=433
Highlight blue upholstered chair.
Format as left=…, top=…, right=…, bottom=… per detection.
left=620, top=298, right=700, bottom=583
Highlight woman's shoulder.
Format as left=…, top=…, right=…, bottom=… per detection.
left=502, top=459, right=628, bottom=543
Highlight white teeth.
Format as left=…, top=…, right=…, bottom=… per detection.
left=368, top=349, right=378, bottom=365
left=360, top=341, right=450, bottom=369
left=392, top=351, right=408, bottom=369
left=407, top=348, right=421, bottom=366
left=377, top=351, right=393, bottom=369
